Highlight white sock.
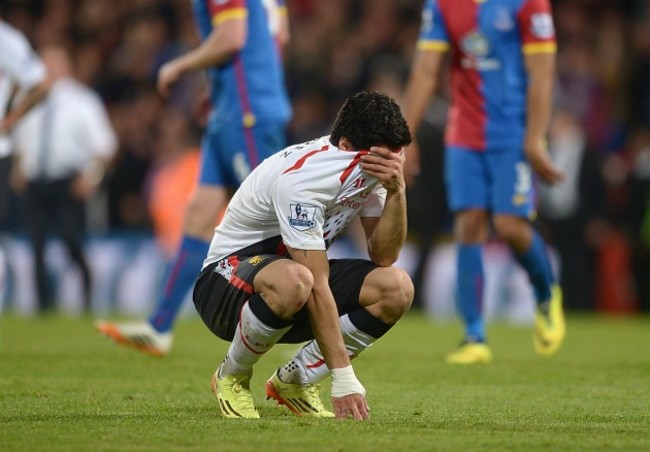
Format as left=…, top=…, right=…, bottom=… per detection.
left=219, top=301, right=292, bottom=378
left=278, top=313, right=378, bottom=385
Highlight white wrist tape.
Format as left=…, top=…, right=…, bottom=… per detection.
left=330, top=365, right=366, bottom=398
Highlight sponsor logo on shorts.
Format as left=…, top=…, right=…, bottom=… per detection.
left=248, top=255, right=267, bottom=266
left=214, top=258, right=234, bottom=279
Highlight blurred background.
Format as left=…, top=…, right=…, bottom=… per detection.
left=0, top=0, right=648, bottom=319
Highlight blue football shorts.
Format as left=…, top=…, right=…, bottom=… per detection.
left=445, top=145, right=536, bottom=219
left=199, top=122, right=287, bottom=187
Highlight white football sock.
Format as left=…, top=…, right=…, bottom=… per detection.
left=279, top=313, right=378, bottom=385
left=219, top=301, right=292, bottom=378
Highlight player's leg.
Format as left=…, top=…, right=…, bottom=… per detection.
left=96, top=130, right=229, bottom=354
left=148, top=123, right=286, bottom=334
left=24, top=182, right=52, bottom=312
left=145, top=126, right=231, bottom=330
left=193, top=255, right=309, bottom=418
left=444, top=147, right=493, bottom=363
left=59, top=177, right=92, bottom=312
left=149, top=122, right=286, bottom=328
left=267, top=259, right=413, bottom=416
left=96, top=125, right=286, bottom=355
left=489, top=150, right=565, bottom=356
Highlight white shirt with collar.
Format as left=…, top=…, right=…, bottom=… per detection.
left=0, top=20, right=47, bottom=157
left=12, top=77, right=117, bottom=181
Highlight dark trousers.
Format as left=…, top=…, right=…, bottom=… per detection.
left=24, top=177, right=91, bottom=312
left=0, top=156, right=11, bottom=227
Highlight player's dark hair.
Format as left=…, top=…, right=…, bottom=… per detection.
left=330, top=91, right=412, bottom=151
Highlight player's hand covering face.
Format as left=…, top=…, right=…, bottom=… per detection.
left=359, top=146, right=405, bottom=193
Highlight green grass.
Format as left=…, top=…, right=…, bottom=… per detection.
left=1, top=311, right=649, bottom=451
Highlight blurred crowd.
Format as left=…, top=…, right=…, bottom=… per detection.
left=1, top=0, right=649, bottom=312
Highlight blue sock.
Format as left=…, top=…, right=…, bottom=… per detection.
left=457, top=244, right=485, bottom=342
left=149, top=235, right=210, bottom=333
left=514, top=231, right=554, bottom=304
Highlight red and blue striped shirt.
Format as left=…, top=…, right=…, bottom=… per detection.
left=418, top=0, right=556, bottom=151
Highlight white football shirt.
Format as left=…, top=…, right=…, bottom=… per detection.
left=204, top=136, right=387, bottom=267
left=0, top=20, right=47, bottom=157
left=12, top=77, right=117, bottom=180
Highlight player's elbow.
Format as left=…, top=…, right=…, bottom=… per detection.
left=218, top=37, right=245, bottom=56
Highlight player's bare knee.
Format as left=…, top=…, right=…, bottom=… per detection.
left=455, top=210, right=489, bottom=243
left=368, top=267, right=413, bottom=323
left=282, top=263, right=314, bottom=310
left=183, top=198, right=217, bottom=237
left=493, top=216, right=527, bottom=244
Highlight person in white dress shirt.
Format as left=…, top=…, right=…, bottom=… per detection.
left=11, top=43, right=117, bottom=313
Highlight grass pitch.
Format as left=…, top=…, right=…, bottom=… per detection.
left=1, top=311, right=649, bottom=451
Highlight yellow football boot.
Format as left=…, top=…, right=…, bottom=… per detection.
left=211, top=368, right=260, bottom=419
left=265, top=370, right=334, bottom=418
left=533, top=284, right=566, bottom=356
left=446, top=341, right=493, bottom=364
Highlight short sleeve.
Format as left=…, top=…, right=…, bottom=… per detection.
left=417, top=0, right=450, bottom=52
left=274, top=175, right=328, bottom=251
left=207, top=0, right=248, bottom=27
left=518, top=0, right=557, bottom=55
left=359, top=187, right=387, bottom=218
left=0, top=33, right=46, bottom=90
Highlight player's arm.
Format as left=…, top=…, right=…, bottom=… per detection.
left=359, top=146, right=408, bottom=266
left=285, top=245, right=369, bottom=420
left=157, top=16, right=247, bottom=97
left=404, top=48, right=445, bottom=139
left=524, top=51, right=564, bottom=184
left=277, top=0, right=290, bottom=47
left=403, top=48, right=446, bottom=183
left=0, top=79, right=50, bottom=133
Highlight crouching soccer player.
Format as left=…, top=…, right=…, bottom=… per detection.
left=192, top=91, right=414, bottom=419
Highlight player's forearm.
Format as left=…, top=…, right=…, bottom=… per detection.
left=524, top=54, right=555, bottom=147
left=307, top=280, right=351, bottom=370
left=404, top=52, right=440, bottom=134
left=277, top=9, right=290, bottom=47
left=287, top=247, right=351, bottom=370
left=174, top=21, right=247, bottom=74
left=173, top=42, right=238, bottom=74
left=0, top=80, right=49, bottom=131
left=367, top=188, right=407, bottom=267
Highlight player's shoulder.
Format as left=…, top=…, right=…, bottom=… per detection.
left=277, top=136, right=331, bottom=164
left=0, top=21, right=31, bottom=53
left=275, top=136, right=344, bottom=188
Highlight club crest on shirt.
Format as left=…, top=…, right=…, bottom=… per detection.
left=461, top=31, right=490, bottom=57
left=288, top=203, right=317, bottom=231
left=460, top=31, right=500, bottom=71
